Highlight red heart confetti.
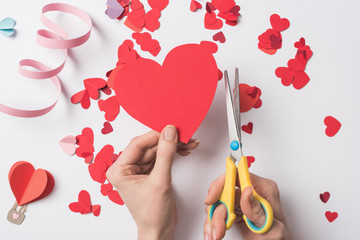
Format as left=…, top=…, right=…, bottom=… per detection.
left=247, top=156, right=255, bottom=168
left=69, top=190, right=101, bottom=216
left=212, top=0, right=235, bottom=14
left=98, top=96, right=120, bottom=122
left=101, top=183, right=113, bottom=196
left=88, top=161, right=108, bottom=184
left=213, top=31, right=226, bottom=43
left=148, top=0, right=169, bottom=11
left=75, top=128, right=95, bottom=164
left=132, top=32, right=161, bottom=56
left=84, top=78, right=107, bottom=100
left=190, top=0, right=202, bottom=12
left=325, top=211, right=338, bottom=223
left=101, top=122, right=113, bottom=135
left=144, top=8, right=161, bottom=32
left=206, top=2, right=216, bottom=13
left=204, top=12, right=223, bottom=30
left=241, top=122, right=253, bottom=134
left=239, top=84, right=262, bottom=112
left=92, top=204, right=101, bottom=217
left=270, top=14, right=290, bottom=32
left=324, top=116, right=341, bottom=137
left=320, top=192, right=330, bottom=203
left=108, top=190, right=124, bottom=205
left=71, top=90, right=90, bottom=109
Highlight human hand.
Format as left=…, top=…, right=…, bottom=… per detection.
left=107, top=126, right=200, bottom=240
left=204, top=173, right=293, bottom=240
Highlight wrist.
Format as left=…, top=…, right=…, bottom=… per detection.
left=138, top=225, right=173, bottom=240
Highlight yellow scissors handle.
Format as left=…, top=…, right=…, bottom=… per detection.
left=208, top=156, right=273, bottom=234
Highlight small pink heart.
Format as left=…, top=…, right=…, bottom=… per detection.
left=59, top=135, right=77, bottom=156
left=12, top=212, right=19, bottom=220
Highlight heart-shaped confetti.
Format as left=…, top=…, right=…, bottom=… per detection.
left=247, top=156, right=255, bottom=168
left=108, top=190, right=124, bottom=205
left=144, top=8, right=161, bottom=32
left=105, top=0, right=124, bottom=19
left=92, top=205, right=101, bottom=217
left=148, top=0, right=169, bottom=11
left=69, top=190, right=92, bottom=214
left=190, top=0, right=202, bottom=12
left=204, top=12, right=223, bottom=30
left=71, top=90, right=90, bottom=109
left=101, top=183, right=113, bottom=196
left=320, top=192, right=330, bottom=203
left=0, top=17, right=16, bottom=37
left=324, top=116, right=341, bottom=137
left=270, top=14, right=290, bottom=32
left=241, top=122, right=253, bottom=134
left=84, top=78, right=107, bottom=100
left=325, top=211, right=338, bottom=223
left=101, top=122, right=113, bottom=135
left=59, top=135, right=77, bottom=156
left=213, top=31, right=226, bottom=43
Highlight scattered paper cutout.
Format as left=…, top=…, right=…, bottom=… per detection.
left=108, top=190, right=124, bottom=205
left=213, top=31, right=226, bottom=43
left=76, top=127, right=95, bottom=164
left=72, top=78, right=109, bottom=109
left=98, top=96, right=120, bottom=122
left=112, top=42, right=219, bottom=143
left=325, top=211, right=338, bottom=223
left=69, top=190, right=101, bottom=216
left=204, top=12, right=223, bottom=30
left=144, top=8, right=161, bottom=32
left=247, top=156, right=255, bottom=168
left=8, top=161, right=55, bottom=206
left=59, top=135, right=77, bottom=156
left=101, top=122, right=113, bottom=135
left=132, top=32, right=161, bottom=56
left=239, top=84, right=262, bottom=112
left=101, top=183, right=113, bottom=196
left=105, top=0, right=124, bottom=19
left=241, top=122, right=253, bottom=134
left=92, top=205, right=101, bottom=216
left=148, top=0, right=169, bottom=11
left=0, top=17, right=16, bottom=36
left=320, top=192, right=330, bottom=203
left=324, top=116, right=341, bottom=137
left=190, top=0, right=202, bottom=12
left=258, top=14, right=289, bottom=55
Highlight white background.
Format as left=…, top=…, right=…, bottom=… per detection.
left=0, top=0, right=359, bottom=239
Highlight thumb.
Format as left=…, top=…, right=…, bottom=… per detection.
left=151, top=125, right=178, bottom=182
left=240, top=186, right=266, bottom=228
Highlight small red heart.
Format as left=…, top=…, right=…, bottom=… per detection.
left=190, top=0, right=202, bottom=12
left=241, top=122, right=253, bottom=134
left=292, top=71, right=310, bottom=90
left=253, top=98, right=262, bottom=109
left=95, top=145, right=115, bottom=167
left=82, top=153, right=94, bottom=164
left=118, top=44, right=138, bottom=64
left=101, top=122, right=113, bottom=135
left=320, top=192, right=330, bottom=203
left=71, top=90, right=90, bottom=109
left=101, top=183, right=113, bottom=196
left=130, top=0, right=143, bottom=10
left=132, top=32, right=160, bottom=55
left=287, top=59, right=306, bottom=71
left=275, top=67, right=293, bottom=87
left=84, top=78, right=107, bottom=100
left=206, top=2, right=216, bottom=13
left=217, top=12, right=237, bottom=22
left=247, top=156, right=255, bottom=168
left=212, top=31, right=226, bottom=43
left=69, top=190, right=92, bottom=214
left=92, top=204, right=101, bottom=217
left=325, top=211, right=338, bottom=223
left=144, top=8, right=161, bottom=32
left=204, top=12, right=223, bottom=30
left=239, top=83, right=260, bottom=112
left=324, top=116, right=341, bottom=137
left=212, top=0, right=236, bottom=14
left=148, top=0, right=169, bottom=11
left=270, top=14, right=290, bottom=32
left=75, top=135, right=94, bottom=159
left=269, top=34, right=282, bottom=49
left=245, top=86, right=258, bottom=98
left=127, top=8, right=145, bottom=28
left=108, top=190, right=124, bottom=205
left=98, top=96, right=120, bottom=122
left=88, top=161, right=108, bottom=184
left=229, top=5, right=240, bottom=16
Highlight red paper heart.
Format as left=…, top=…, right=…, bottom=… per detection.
left=212, top=0, right=235, bottom=13
left=241, top=122, right=253, bottom=134
left=270, top=14, right=290, bottom=32
left=275, top=67, right=293, bottom=87
left=213, top=31, right=226, bottom=43
left=101, top=122, right=113, bottom=135
left=229, top=5, right=240, bottom=16
left=190, top=0, right=202, bottom=12
left=84, top=78, right=107, bottom=100
left=292, top=71, right=310, bottom=89
left=108, top=190, right=124, bottom=205
left=218, top=12, right=237, bottom=22
left=8, top=161, right=55, bottom=206
left=206, top=2, right=216, bottom=13
left=98, top=96, right=120, bottom=122
left=287, top=59, right=306, bottom=71
left=95, top=145, right=115, bottom=167
left=148, top=0, right=169, bottom=11
left=144, top=8, right=161, bottom=32
left=320, top=192, right=330, bottom=203
left=101, top=183, right=113, bottom=196
left=113, top=42, right=218, bottom=143
left=88, top=161, right=108, bottom=184
left=324, top=116, right=341, bottom=137
left=247, top=156, right=255, bottom=168
left=118, top=44, right=138, bottom=64
left=71, top=90, right=90, bottom=109
left=69, top=190, right=92, bottom=214
left=127, top=8, right=145, bottom=28
left=130, top=0, right=143, bottom=10
left=239, top=84, right=260, bottom=112
left=325, top=211, right=338, bottom=222
left=205, top=12, right=223, bottom=30
left=92, top=204, right=101, bottom=217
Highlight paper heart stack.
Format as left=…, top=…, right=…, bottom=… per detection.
left=109, top=41, right=219, bottom=143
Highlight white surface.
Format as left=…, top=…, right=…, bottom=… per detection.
left=1, top=0, right=360, bottom=239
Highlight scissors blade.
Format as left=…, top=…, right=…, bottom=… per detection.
left=224, top=69, right=243, bottom=164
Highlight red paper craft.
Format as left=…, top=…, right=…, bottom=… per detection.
left=108, top=190, right=124, bottom=205
left=324, top=116, right=341, bottom=137
left=92, top=205, right=101, bottom=216
left=127, top=8, right=145, bottom=29
left=247, top=156, right=255, bottom=168
left=325, top=211, right=338, bottom=223
left=204, top=12, right=223, bottom=30
left=190, top=0, right=202, bottom=12
left=320, top=192, right=330, bottom=203
left=258, top=14, right=289, bottom=55
left=213, top=31, right=226, bottom=43
left=148, top=0, right=169, bottom=11
left=206, top=2, right=216, bottom=13
left=132, top=32, right=161, bottom=56
left=98, top=96, right=120, bottom=122
left=101, top=183, right=113, bottom=196
left=9, top=161, right=55, bottom=206
left=124, top=17, right=144, bottom=32
left=89, top=161, right=108, bottom=184
left=69, top=190, right=101, bottom=216
left=239, top=84, right=262, bottom=112
left=71, top=90, right=90, bottom=109
left=212, top=0, right=235, bottom=14
left=101, top=122, right=113, bottom=135
left=241, top=122, right=253, bottom=134
left=112, top=42, right=219, bottom=143
left=84, top=78, right=107, bottom=100
left=76, top=127, right=95, bottom=164
left=144, top=8, right=161, bottom=32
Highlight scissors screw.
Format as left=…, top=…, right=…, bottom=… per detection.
left=230, top=140, right=240, bottom=151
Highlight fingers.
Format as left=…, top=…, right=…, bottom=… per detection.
left=240, top=186, right=266, bottom=228
left=204, top=205, right=226, bottom=240
left=204, top=175, right=225, bottom=205
left=151, top=125, right=178, bottom=182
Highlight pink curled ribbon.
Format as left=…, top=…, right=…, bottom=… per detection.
left=0, top=3, right=92, bottom=117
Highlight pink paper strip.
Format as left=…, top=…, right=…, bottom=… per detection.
left=0, top=3, right=92, bottom=118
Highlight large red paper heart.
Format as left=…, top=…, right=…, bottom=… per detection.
left=324, top=116, right=341, bottom=137
left=112, top=42, right=218, bottom=143
left=8, top=161, right=54, bottom=206
left=325, top=211, right=338, bottom=222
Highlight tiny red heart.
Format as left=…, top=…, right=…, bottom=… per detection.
left=144, top=8, right=161, bottom=32
left=71, top=90, right=90, bottom=109
left=101, top=122, right=113, bottom=135
left=325, top=211, right=338, bottom=223
left=204, top=12, right=223, bottom=30
left=247, top=156, right=255, bottom=168
left=190, top=0, right=202, bottom=12
left=212, top=31, right=226, bottom=43
left=206, top=2, right=216, bottom=13
left=84, top=78, right=107, bottom=100
left=229, top=5, right=240, bottom=16
left=127, top=8, right=146, bottom=29
left=320, top=192, right=330, bottom=203
left=101, top=183, right=113, bottom=196
left=108, top=190, right=124, bottom=205
left=92, top=204, right=101, bottom=217
left=69, top=190, right=92, bottom=214
left=270, top=14, right=290, bottom=32
left=88, top=161, right=108, bottom=184
left=241, top=122, right=253, bottom=134
left=324, top=116, right=341, bottom=137
left=275, top=67, right=293, bottom=87
left=98, top=96, right=120, bottom=122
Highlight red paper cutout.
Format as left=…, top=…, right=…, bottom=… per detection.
left=76, top=127, right=95, bottom=164
left=212, top=0, right=235, bottom=14
left=325, top=211, right=338, bottom=223
left=270, top=14, right=290, bottom=32
left=204, top=12, right=223, bottom=30
left=241, top=122, right=253, bottom=134
left=206, top=2, right=216, bottom=13
left=98, top=96, right=120, bottom=122
left=113, top=42, right=218, bottom=143
left=69, top=190, right=92, bottom=214
left=324, top=116, right=341, bottom=137
left=89, top=161, right=108, bottom=184
left=132, top=32, right=161, bottom=56
left=213, top=31, right=226, bottom=43
left=71, top=90, right=90, bottom=109
left=92, top=205, right=101, bottom=217
left=239, top=84, right=262, bottom=112
left=320, top=192, right=330, bottom=203
left=144, top=8, right=161, bottom=32
left=148, top=0, right=168, bottom=11
left=124, top=17, right=144, bottom=32
left=8, top=161, right=55, bottom=206
left=247, top=156, right=255, bottom=168
left=190, top=0, right=202, bottom=12
left=127, top=8, right=145, bottom=29
left=101, top=183, right=113, bottom=196
left=108, top=190, right=124, bottom=205
left=84, top=78, right=107, bottom=100
left=101, top=122, right=113, bottom=135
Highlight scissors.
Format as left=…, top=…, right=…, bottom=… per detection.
left=208, top=68, right=273, bottom=234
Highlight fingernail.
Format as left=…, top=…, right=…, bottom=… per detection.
left=164, top=125, right=177, bottom=141
left=212, top=229, right=216, bottom=240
